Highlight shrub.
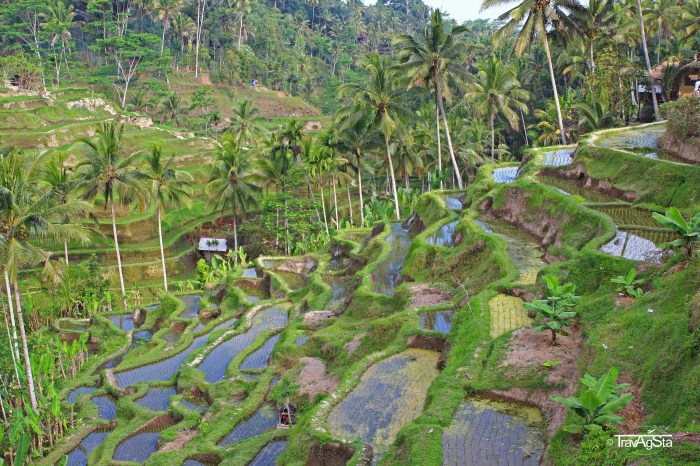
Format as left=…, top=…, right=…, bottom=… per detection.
left=660, top=97, right=700, bottom=141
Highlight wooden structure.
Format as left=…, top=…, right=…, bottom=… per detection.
left=277, top=399, right=296, bottom=429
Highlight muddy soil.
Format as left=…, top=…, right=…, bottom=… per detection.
left=297, top=357, right=340, bottom=400
left=409, top=284, right=452, bottom=308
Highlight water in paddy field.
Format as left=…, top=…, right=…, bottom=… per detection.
left=492, top=167, right=519, bottom=183
left=442, top=399, right=545, bottom=466
left=419, top=311, right=454, bottom=333
left=64, top=431, right=110, bottom=466
left=181, top=398, right=210, bottom=413
left=589, top=205, right=661, bottom=228
left=160, top=330, right=180, bottom=348
left=601, top=229, right=667, bottom=262
left=197, top=306, right=288, bottom=382
left=427, top=220, right=458, bottom=247
left=542, top=149, right=574, bottom=166
left=240, top=334, right=281, bottom=371
left=477, top=218, right=545, bottom=283
left=67, top=386, right=96, bottom=403
left=328, top=349, right=440, bottom=462
left=135, top=387, right=177, bottom=411
left=444, top=196, right=463, bottom=210
left=179, top=295, right=202, bottom=318
left=251, top=440, right=288, bottom=464
left=107, top=313, right=134, bottom=331
left=242, top=267, right=258, bottom=278
left=114, top=332, right=210, bottom=387
left=99, top=328, right=153, bottom=371
left=371, top=222, right=413, bottom=296
left=112, top=432, right=161, bottom=463
left=217, top=402, right=277, bottom=446
left=92, top=396, right=116, bottom=421
left=295, top=334, right=308, bottom=346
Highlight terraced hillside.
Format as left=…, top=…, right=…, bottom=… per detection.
left=34, top=122, right=700, bottom=466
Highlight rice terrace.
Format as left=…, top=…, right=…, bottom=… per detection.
left=0, top=0, right=699, bottom=465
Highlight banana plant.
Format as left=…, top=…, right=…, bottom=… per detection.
left=652, top=208, right=700, bottom=258
left=551, top=367, right=633, bottom=433
left=525, top=275, right=580, bottom=344
left=610, top=268, right=645, bottom=298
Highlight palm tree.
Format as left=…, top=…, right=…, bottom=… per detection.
left=143, top=145, right=193, bottom=291
left=0, top=149, right=90, bottom=410
left=235, top=0, right=254, bottom=50
left=482, top=0, right=582, bottom=145
left=160, top=92, right=183, bottom=127
left=570, top=0, right=613, bottom=73
left=77, top=122, right=147, bottom=310
left=42, top=150, right=84, bottom=265
left=276, top=120, right=321, bottom=223
left=171, top=12, right=194, bottom=59
left=635, top=0, right=660, bottom=120
left=304, top=140, right=331, bottom=235
left=681, top=0, right=700, bottom=39
left=228, top=100, right=265, bottom=144
left=642, top=0, right=680, bottom=66
left=336, top=113, right=378, bottom=226
left=394, top=9, right=468, bottom=189
left=466, top=57, right=529, bottom=161
left=206, top=134, right=261, bottom=251
left=154, top=0, right=182, bottom=55
left=338, top=52, right=409, bottom=220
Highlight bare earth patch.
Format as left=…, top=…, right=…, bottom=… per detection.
left=160, top=429, right=198, bottom=452
left=409, top=284, right=452, bottom=308
left=488, top=326, right=583, bottom=437
left=297, top=357, right=339, bottom=399
left=343, top=333, right=365, bottom=355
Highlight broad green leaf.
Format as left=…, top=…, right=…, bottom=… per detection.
left=598, top=393, right=634, bottom=415
left=579, top=390, right=602, bottom=411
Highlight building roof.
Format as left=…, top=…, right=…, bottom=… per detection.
left=198, top=237, right=227, bottom=252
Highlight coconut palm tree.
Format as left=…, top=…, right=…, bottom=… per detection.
left=338, top=52, right=410, bottom=220
left=466, top=57, right=529, bottom=161
left=235, top=0, right=254, bottom=50
left=635, top=0, right=660, bottom=120
left=482, top=0, right=582, bottom=145
left=154, top=0, right=182, bottom=55
left=0, top=149, right=90, bottom=410
left=304, top=140, right=331, bottom=235
left=160, top=93, right=183, bottom=127
left=228, top=100, right=266, bottom=144
left=143, top=145, right=193, bottom=291
left=276, top=120, right=322, bottom=224
left=570, top=0, right=614, bottom=73
left=394, top=9, right=468, bottom=189
left=206, top=134, right=261, bottom=252
left=76, top=122, right=147, bottom=310
left=41, top=150, right=84, bottom=265
left=336, top=113, right=378, bottom=226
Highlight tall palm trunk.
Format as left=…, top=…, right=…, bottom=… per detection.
left=12, top=278, right=38, bottom=410
left=490, top=113, right=496, bottom=162
left=157, top=205, right=168, bottom=291
left=636, top=0, right=660, bottom=120
left=346, top=183, right=353, bottom=226
left=160, top=20, right=167, bottom=55
left=434, top=90, right=443, bottom=190
left=233, top=215, right=238, bottom=251
left=238, top=14, right=244, bottom=50
left=542, top=31, right=567, bottom=145
left=589, top=39, right=596, bottom=73
left=63, top=239, right=69, bottom=265
left=3, top=272, right=21, bottom=384
left=111, top=199, right=128, bottom=309
left=332, top=177, right=339, bottom=228
left=384, top=134, right=401, bottom=220
left=436, top=86, right=463, bottom=189
left=295, top=153, right=322, bottom=223
left=319, top=182, right=329, bottom=235
left=2, top=296, right=21, bottom=383
left=356, top=154, right=364, bottom=226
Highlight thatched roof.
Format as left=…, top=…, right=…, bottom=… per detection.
left=680, top=60, right=700, bottom=71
